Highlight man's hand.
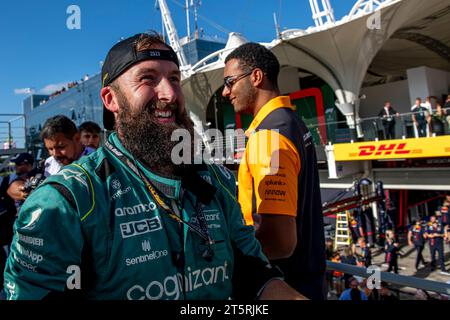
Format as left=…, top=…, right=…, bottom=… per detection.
left=258, top=279, right=308, bottom=300
left=7, top=180, right=29, bottom=201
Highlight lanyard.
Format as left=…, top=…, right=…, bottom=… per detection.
left=104, top=140, right=215, bottom=247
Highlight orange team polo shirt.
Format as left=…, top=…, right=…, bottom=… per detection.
left=238, top=96, right=301, bottom=226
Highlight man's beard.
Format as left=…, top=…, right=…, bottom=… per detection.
left=115, top=89, right=195, bottom=178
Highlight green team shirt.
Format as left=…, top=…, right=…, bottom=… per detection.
left=4, top=133, right=271, bottom=300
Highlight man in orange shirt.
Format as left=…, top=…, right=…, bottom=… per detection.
left=222, top=42, right=326, bottom=299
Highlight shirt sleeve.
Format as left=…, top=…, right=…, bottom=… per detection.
left=247, top=130, right=300, bottom=217
left=3, top=184, right=84, bottom=300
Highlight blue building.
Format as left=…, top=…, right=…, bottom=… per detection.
left=181, top=37, right=225, bottom=66
left=25, top=74, right=102, bottom=159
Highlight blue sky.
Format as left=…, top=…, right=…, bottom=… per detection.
left=0, top=0, right=354, bottom=116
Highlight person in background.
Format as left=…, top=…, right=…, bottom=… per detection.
left=385, top=230, right=400, bottom=274
left=0, top=154, right=26, bottom=295
left=379, top=281, right=398, bottom=301
left=330, top=252, right=344, bottom=295
left=440, top=204, right=449, bottom=226
left=78, top=121, right=102, bottom=149
left=444, top=94, right=450, bottom=131
left=436, top=207, right=449, bottom=227
left=349, top=215, right=362, bottom=249
left=339, top=277, right=368, bottom=301
left=411, top=98, right=429, bottom=138
left=421, top=96, right=433, bottom=114
left=378, top=101, right=399, bottom=140
left=355, top=237, right=372, bottom=268
left=443, top=203, right=450, bottom=252
left=340, top=246, right=357, bottom=289
left=41, top=115, right=95, bottom=177
left=430, top=103, right=447, bottom=136
left=6, top=153, right=39, bottom=203
left=222, top=42, right=326, bottom=299
left=408, top=219, right=427, bottom=271
left=325, top=238, right=335, bottom=296
left=425, top=215, right=448, bottom=274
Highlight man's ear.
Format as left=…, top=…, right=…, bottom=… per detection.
left=251, top=69, right=264, bottom=88
left=73, top=132, right=81, bottom=144
left=101, top=86, right=119, bottom=113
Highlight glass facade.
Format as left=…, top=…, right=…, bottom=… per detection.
left=182, top=38, right=225, bottom=66
left=23, top=94, right=49, bottom=115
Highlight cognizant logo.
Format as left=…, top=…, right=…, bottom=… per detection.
left=126, top=261, right=229, bottom=300
left=115, top=202, right=157, bottom=217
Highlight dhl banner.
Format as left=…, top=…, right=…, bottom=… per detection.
left=333, top=136, right=450, bottom=161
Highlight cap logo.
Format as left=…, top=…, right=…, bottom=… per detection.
left=148, top=50, right=161, bottom=57
left=102, top=73, right=109, bottom=88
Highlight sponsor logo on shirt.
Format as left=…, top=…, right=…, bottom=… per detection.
left=142, top=240, right=151, bottom=252
left=189, top=210, right=222, bottom=229
left=124, top=239, right=169, bottom=267
left=53, top=169, right=88, bottom=188
left=111, top=179, right=122, bottom=190
left=125, top=250, right=169, bottom=267
left=119, top=216, right=162, bottom=239
left=15, top=243, right=44, bottom=264
left=12, top=252, right=37, bottom=272
left=17, top=233, right=44, bottom=247
left=22, top=208, right=43, bottom=231
left=115, top=202, right=157, bottom=216
left=126, top=261, right=229, bottom=300
left=110, top=179, right=133, bottom=200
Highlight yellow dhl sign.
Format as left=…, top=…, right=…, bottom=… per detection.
left=334, top=136, right=450, bottom=161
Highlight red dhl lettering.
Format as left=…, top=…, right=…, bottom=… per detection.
left=357, top=143, right=411, bottom=157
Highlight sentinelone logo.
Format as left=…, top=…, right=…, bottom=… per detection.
left=125, top=249, right=169, bottom=267
left=126, top=261, right=229, bottom=300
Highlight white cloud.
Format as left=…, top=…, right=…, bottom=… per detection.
left=14, top=88, right=35, bottom=95
left=39, top=82, right=69, bottom=94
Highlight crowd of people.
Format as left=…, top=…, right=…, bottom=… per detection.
left=378, top=95, right=450, bottom=139
left=408, top=197, right=450, bottom=274
left=42, top=74, right=91, bottom=103
left=325, top=194, right=450, bottom=300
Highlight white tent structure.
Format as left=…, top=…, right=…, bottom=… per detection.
left=181, top=0, right=450, bottom=136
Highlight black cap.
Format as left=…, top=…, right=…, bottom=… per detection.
left=101, top=33, right=179, bottom=130
left=11, top=153, right=34, bottom=165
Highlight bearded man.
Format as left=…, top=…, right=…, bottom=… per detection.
left=3, top=33, right=304, bottom=300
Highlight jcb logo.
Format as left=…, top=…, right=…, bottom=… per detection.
left=120, top=217, right=162, bottom=239
left=358, top=143, right=411, bottom=157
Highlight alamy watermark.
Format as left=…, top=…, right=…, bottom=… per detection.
left=366, top=10, right=381, bottom=30
left=66, top=265, right=81, bottom=290
left=170, top=128, right=281, bottom=175
left=66, top=5, right=81, bottom=30
left=366, top=265, right=381, bottom=289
